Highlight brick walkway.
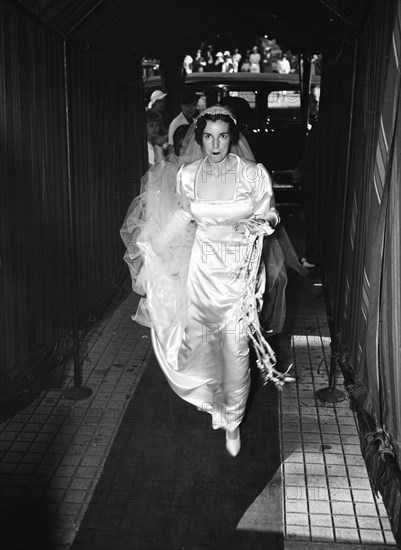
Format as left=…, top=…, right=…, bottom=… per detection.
left=0, top=274, right=398, bottom=548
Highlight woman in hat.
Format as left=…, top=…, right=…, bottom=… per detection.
left=214, top=51, right=224, bottom=71
left=121, top=105, right=292, bottom=457
left=148, top=90, right=169, bottom=144
left=222, top=51, right=234, bottom=73
left=147, top=89, right=167, bottom=110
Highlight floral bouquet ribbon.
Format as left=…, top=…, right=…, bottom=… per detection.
left=234, top=217, right=295, bottom=388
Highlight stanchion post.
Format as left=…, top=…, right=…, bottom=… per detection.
left=62, top=39, right=92, bottom=401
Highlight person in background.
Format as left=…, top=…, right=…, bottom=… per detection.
left=222, top=51, right=234, bottom=73
left=249, top=46, right=261, bottom=73
left=292, top=117, right=320, bottom=268
left=308, top=84, right=320, bottom=128
left=145, top=109, right=164, bottom=167
left=240, top=55, right=251, bottom=72
left=292, top=84, right=321, bottom=267
left=193, top=49, right=206, bottom=72
left=147, top=89, right=167, bottom=111
left=276, top=53, right=291, bottom=74
left=214, top=51, right=224, bottom=71
left=183, top=53, right=193, bottom=74
left=167, top=90, right=199, bottom=154
left=261, top=46, right=272, bottom=72
left=204, top=44, right=215, bottom=72
left=148, top=90, right=169, bottom=145
left=232, top=48, right=242, bottom=72
left=311, top=53, right=322, bottom=76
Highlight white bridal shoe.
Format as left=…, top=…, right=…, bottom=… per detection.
left=226, top=428, right=241, bottom=457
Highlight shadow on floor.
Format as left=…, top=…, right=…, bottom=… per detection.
left=71, top=357, right=284, bottom=550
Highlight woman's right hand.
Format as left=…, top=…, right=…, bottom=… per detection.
left=234, top=218, right=275, bottom=237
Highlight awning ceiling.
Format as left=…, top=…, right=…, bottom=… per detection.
left=15, top=0, right=371, bottom=57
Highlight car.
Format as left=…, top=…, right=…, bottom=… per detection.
left=144, top=72, right=320, bottom=203
left=142, top=59, right=160, bottom=79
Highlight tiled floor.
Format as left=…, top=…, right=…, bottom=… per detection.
left=0, top=293, right=149, bottom=549
left=280, top=318, right=396, bottom=547
left=0, top=285, right=398, bottom=548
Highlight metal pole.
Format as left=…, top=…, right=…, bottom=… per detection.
left=62, top=39, right=92, bottom=401
left=316, top=36, right=358, bottom=403
left=300, top=53, right=312, bottom=144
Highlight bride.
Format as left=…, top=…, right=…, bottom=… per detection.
left=121, top=105, right=294, bottom=457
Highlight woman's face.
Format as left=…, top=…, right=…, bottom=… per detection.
left=146, top=121, right=159, bottom=139
left=181, top=101, right=198, bottom=120
left=152, top=99, right=164, bottom=112
left=202, top=119, right=231, bottom=163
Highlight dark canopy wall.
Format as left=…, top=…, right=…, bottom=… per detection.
left=0, top=2, right=145, bottom=410
left=67, top=44, right=145, bottom=317
left=318, top=0, right=401, bottom=541
left=0, top=5, right=68, bottom=388
left=338, top=0, right=400, bottom=445
left=317, top=36, right=357, bottom=318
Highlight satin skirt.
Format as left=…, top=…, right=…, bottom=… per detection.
left=151, top=223, right=252, bottom=431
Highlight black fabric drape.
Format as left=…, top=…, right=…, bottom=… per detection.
left=0, top=2, right=145, bottom=413
left=321, top=0, right=401, bottom=542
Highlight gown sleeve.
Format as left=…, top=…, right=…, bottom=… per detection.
left=251, top=164, right=280, bottom=227
left=175, top=164, right=192, bottom=213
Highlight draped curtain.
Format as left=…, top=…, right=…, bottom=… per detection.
left=0, top=4, right=68, bottom=388
left=333, top=0, right=401, bottom=540
left=67, top=43, right=145, bottom=318
left=0, top=2, right=145, bottom=411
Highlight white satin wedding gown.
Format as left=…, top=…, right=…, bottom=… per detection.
left=122, top=153, right=280, bottom=431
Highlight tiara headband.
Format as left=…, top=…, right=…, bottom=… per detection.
left=195, top=105, right=237, bottom=126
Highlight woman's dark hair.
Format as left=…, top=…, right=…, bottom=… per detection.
left=194, top=113, right=239, bottom=145
left=145, top=109, right=162, bottom=123
left=222, top=97, right=252, bottom=129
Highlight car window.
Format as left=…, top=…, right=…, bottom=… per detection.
left=198, top=89, right=256, bottom=111
left=268, top=90, right=300, bottom=109
left=228, top=90, right=256, bottom=109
